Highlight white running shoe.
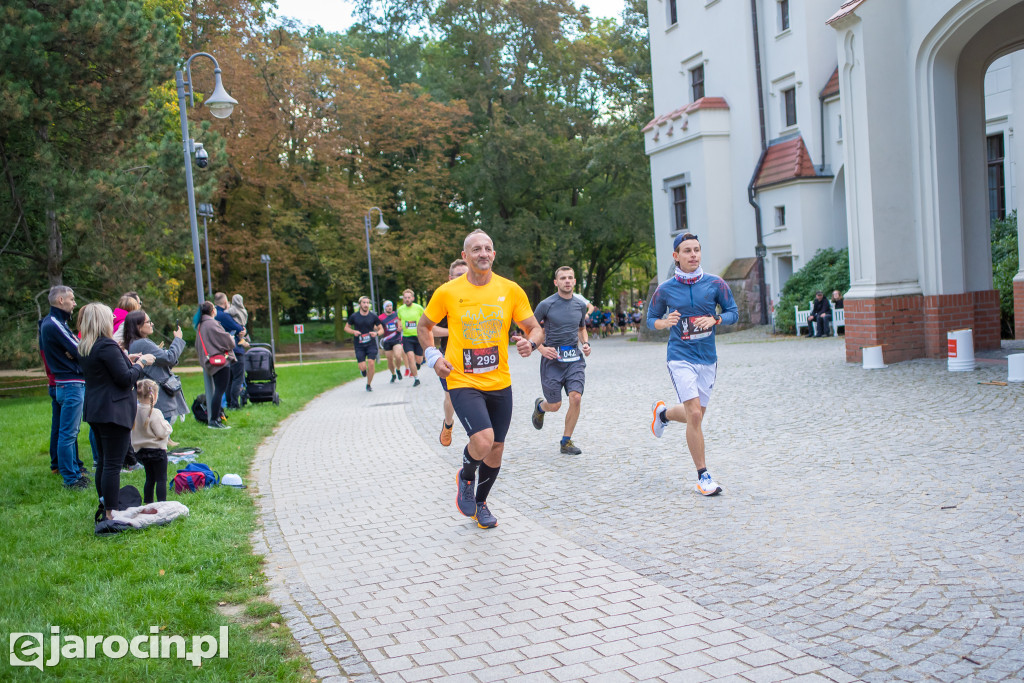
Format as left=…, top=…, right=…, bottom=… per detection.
left=695, top=471, right=723, bottom=496
left=651, top=401, right=667, bottom=438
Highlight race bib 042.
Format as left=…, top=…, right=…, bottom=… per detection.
left=558, top=345, right=581, bottom=363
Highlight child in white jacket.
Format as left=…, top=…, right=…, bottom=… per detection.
left=132, top=379, right=173, bottom=503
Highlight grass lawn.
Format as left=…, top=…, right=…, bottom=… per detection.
left=1, top=359, right=377, bottom=680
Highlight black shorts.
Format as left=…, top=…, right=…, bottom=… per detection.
left=402, top=337, right=423, bottom=356
left=448, top=386, right=513, bottom=442
left=354, top=343, right=379, bottom=363
left=439, top=376, right=448, bottom=391
left=381, top=337, right=401, bottom=351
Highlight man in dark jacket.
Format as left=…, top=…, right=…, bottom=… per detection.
left=38, top=285, right=90, bottom=488
left=807, top=290, right=832, bottom=338
left=214, top=292, right=247, bottom=409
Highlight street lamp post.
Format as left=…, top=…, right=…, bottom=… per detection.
left=261, top=254, right=275, bottom=357
left=197, top=202, right=215, bottom=297
left=364, top=207, right=389, bottom=313
left=175, top=52, right=238, bottom=306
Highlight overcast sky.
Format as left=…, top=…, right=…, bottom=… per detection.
left=273, top=0, right=629, bottom=33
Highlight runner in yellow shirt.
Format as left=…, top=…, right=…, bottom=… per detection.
left=396, top=289, right=426, bottom=387
left=417, top=229, right=542, bottom=529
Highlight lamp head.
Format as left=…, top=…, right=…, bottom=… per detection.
left=205, top=69, right=238, bottom=119
left=260, top=254, right=271, bottom=264
left=374, top=216, right=389, bottom=235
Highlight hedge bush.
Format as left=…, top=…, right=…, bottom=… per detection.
left=992, top=211, right=1018, bottom=338
left=775, top=248, right=850, bottom=335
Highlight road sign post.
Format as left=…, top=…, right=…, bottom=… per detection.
left=294, top=324, right=304, bottom=365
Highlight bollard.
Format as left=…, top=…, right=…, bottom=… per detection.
left=1008, top=354, right=1024, bottom=382
left=947, top=329, right=975, bottom=371
left=862, top=345, right=886, bottom=369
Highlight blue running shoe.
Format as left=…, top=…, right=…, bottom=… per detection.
left=473, top=502, right=497, bottom=529
left=455, top=469, right=476, bottom=517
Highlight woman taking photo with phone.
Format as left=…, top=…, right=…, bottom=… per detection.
left=122, top=310, right=189, bottom=425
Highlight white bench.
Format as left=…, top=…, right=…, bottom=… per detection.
left=795, top=303, right=844, bottom=336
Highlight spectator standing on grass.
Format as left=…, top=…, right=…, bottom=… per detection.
left=78, top=302, right=154, bottom=519
left=111, top=292, right=141, bottom=348
left=214, top=292, right=248, bottom=409
left=123, top=310, right=188, bottom=425
left=196, top=301, right=236, bottom=429
left=38, top=285, right=89, bottom=487
left=132, top=379, right=172, bottom=503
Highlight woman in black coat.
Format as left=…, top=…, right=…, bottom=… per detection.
left=77, top=303, right=155, bottom=518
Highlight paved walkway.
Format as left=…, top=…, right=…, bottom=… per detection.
left=252, top=329, right=1024, bottom=683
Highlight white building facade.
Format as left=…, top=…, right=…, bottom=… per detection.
left=645, top=0, right=1024, bottom=361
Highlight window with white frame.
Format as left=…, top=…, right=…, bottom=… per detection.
left=783, top=87, right=797, bottom=127
left=778, top=0, right=790, bottom=32
left=667, top=0, right=678, bottom=26
left=690, top=65, right=705, bottom=102
left=774, top=206, right=786, bottom=228
left=672, top=185, right=688, bottom=234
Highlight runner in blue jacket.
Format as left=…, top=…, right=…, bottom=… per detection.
left=647, top=232, right=738, bottom=496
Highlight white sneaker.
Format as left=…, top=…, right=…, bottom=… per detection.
left=695, top=471, right=723, bottom=496
left=651, top=401, right=667, bottom=438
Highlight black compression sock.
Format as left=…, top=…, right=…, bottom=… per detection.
left=461, top=446, right=480, bottom=482
left=697, top=468, right=707, bottom=479
left=360, top=369, right=366, bottom=377
left=475, top=463, right=500, bottom=503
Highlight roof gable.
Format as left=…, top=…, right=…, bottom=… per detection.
left=753, top=135, right=820, bottom=189
left=820, top=67, right=840, bottom=100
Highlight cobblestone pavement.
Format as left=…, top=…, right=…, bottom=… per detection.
left=254, top=329, right=1024, bottom=682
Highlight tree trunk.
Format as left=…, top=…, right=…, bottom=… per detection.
left=334, top=284, right=346, bottom=343
left=45, top=187, right=62, bottom=286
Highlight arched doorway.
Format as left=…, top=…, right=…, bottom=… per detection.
left=830, top=0, right=1024, bottom=362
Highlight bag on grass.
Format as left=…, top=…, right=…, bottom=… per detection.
left=191, top=394, right=208, bottom=423
left=117, top=485, right=142, bottom=510
left=179, top=462, right=220, bottom=487
left=173, top=470, right=206, bottom=493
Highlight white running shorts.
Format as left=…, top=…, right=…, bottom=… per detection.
left=667, top=360, right=717, bottom=407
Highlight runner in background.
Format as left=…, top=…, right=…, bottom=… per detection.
left=378, top=300, right=404, bottom=382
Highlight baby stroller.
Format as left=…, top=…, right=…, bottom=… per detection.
left=241, top=343, right=279, bottom=405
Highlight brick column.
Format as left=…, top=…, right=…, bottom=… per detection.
left=844, top=291, right=1000, bottom=364
left=843, top=296, right=925, bottom=364
left=922, top=291, right=1000, bottom=358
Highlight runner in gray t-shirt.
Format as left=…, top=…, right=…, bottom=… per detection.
left=527, top=266, right=591, bottom=455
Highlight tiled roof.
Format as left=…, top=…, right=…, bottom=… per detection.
left=820, top=67, right=840, bottom=100
left=642, top=97, right=729, bottom=133
left=753, top=135, right=819, bottom=189
left=827, top=0, right=869, bottom=25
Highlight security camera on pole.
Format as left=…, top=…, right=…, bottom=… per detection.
left=176, top=52, right=237, bottom=418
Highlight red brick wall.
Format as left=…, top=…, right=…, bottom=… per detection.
left=845, top=290, right=1000, bottom=363
left=844, top=295, right=924, bottom=364
left=1015, top=279, right=1024, bottom=340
